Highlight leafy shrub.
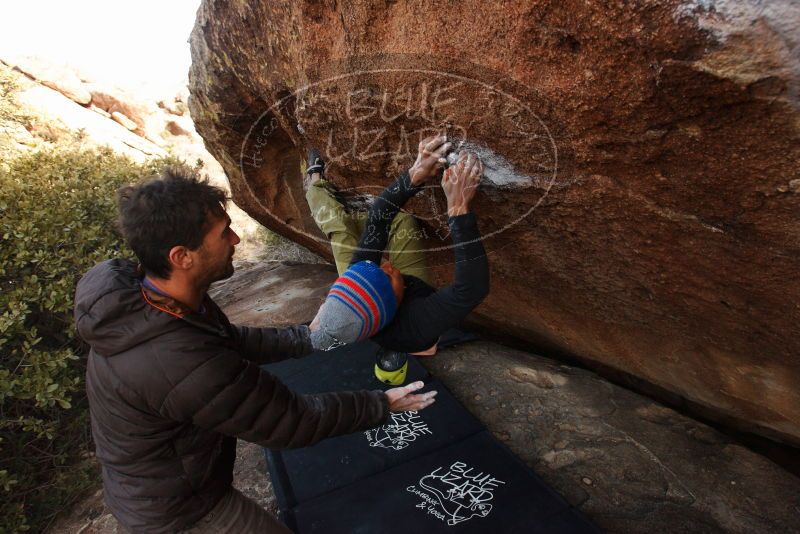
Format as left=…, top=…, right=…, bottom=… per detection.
left=0, top=65, right=29, bottom=126
left=0, top=147, right=179, bottom=532
left=0, top=64, right=34, bottom=160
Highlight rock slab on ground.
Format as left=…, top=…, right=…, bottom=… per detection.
left=208, top=260, right=336, bottom=327
left=187, top=0, right=800, bottom=445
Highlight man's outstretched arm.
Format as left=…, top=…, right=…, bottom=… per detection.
left=349, top=135, right=451, bottom=266
left=158, top=344, right=437, bottom=448
left=232, top=324, right=313, bottom=364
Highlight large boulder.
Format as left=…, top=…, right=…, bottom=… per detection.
left=187, top=1, right=800, bottom=445
left=88, top=84, right=150, bottom=128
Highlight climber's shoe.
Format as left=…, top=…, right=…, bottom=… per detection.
left=303, top=147, right=326, bottom=191
left=306, top=147, right=325, bottom=176
left=374, top=348, right=408, bottom=386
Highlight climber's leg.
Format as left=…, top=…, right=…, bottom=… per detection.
left=304, top=147, right=429, bottom=282
left=305, top=181, right=366, bottom=275
left=386, top=210, right=431, bottom=284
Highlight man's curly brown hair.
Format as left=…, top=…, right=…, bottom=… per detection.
left=117, top=166, right=228, bottom=279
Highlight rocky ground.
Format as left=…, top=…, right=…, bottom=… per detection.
left=425, top=344, right=800, bottom=533
left=50, top=261, right=800, bottom=533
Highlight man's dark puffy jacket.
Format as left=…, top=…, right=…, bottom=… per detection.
left=74, top=259, right=389, bottom=533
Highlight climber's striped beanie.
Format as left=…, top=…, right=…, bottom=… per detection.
left=309, top=260, right=398, bottom=350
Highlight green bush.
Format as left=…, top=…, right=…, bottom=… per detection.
left=0, top=65, right=33, bottom=160
left=0, top=147, right=179, bottom=532
left=0, top=66, right=28, bottom=126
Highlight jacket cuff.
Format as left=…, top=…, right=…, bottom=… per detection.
left=372, top=390, right=391, bottom=426
left=398, top=171, right=423, bottom=196
left=297, top=324, right=314, bottom=356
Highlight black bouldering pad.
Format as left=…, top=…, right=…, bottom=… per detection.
left=263, top=341, right=600, bottom=533
left=263, top=341, right=429, bottom=393
left=267, top=380, right=484, bottom=507
left=286, top=431, right=596, bottom=534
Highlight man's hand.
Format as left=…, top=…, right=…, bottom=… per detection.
left=409, top=135, right=451, bottom=186
left=442, top=151, right=483, bottom=216
left=385, top=380, right=437, bottom=412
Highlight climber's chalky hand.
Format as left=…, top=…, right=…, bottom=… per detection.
left=442, top=151, right=482, bottom=216
left=409, top=134, right=451, bottom=186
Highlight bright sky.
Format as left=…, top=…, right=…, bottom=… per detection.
left=0, top=0, right=202, bottom=98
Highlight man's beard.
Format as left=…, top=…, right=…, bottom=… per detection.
left=220, top=256, right=235, bottom=280
left=204, top=253, right=235, bottom=286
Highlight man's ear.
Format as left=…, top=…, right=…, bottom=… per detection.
left=167, top=245, right=193, bottom=271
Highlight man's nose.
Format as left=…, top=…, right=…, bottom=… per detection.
left=230, top=229, right=241, bottom=245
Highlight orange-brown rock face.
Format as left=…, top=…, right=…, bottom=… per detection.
left=188, top=0, right=800, bottom=444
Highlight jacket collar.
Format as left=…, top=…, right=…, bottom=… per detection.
left=137, top=268, right=231, bottom=338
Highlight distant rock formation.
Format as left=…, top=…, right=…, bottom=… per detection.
left=0, top=56, right=268, bottom=260
left=9, top=55, right=92, bottom=105
left=4, top=68, right=166, bottom=161
left=187, top=0, right=800, bottom=445
left=1, top=55, right=202, bottom=158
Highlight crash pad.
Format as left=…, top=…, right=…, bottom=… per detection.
left=288, top=432, right=593, bottom=533
left=262, top=342, right=599, bottom=533
left=266, top=380, right=483, bottom=507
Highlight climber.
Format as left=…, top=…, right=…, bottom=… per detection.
left=73, top=167, right=438, bottom=533
left=306, top=134, right=490, bottom=384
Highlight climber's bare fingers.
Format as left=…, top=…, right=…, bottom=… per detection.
left=420, top=134, right=447, bottom=156
left=469, top=159, right=483, bottom=184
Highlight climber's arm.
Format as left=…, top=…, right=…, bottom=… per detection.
left=349, top=135, right=450, bottom=265
left=389, top=152, right=488, bottom=350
